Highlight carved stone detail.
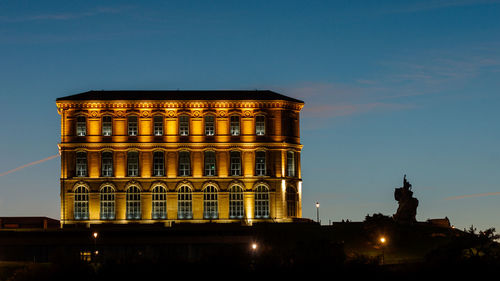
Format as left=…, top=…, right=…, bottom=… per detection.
left=115, top=110, right=125, bottom=118
left=217, top=110, right=227, bottom=118
left=89, top=111, right=99, bottom=118
left=175, top=180, right=194, bottom=191
left=124, top=180, right=142, bottom=191
left=243, top=110, right=252, bottom=118
left=192, top=110, right=201, bottom=118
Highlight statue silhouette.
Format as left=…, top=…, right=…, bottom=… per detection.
left=393, top=175, right=419, bottom=223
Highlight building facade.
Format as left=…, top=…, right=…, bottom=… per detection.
left=56, top=90, right=304, bottom=226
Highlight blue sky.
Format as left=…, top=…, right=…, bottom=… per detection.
left=0, top=0, right=499, bottom=231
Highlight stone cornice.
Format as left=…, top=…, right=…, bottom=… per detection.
left=56, top=100, right=304, bottom=114
left=58, top=142, right=304, bottom=151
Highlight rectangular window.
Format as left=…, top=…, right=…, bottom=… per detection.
left=255, top=151, right=266, bottom=176
left=153, top=116, right=163, bottom=136
left=101, top=152, right=113, bottom=177
left=230, top=116, right=240, bottom=136
left=102, top=116, right=112, bottom=136
left=255, top=186, right=270, bottom=218
left=203, top=186, right=218, bottom=219
left=229, top=186, right=244, bottom=219
left=153, top=151, right=165, bottom=176
left=128, top=116, right=138, bottom=136
left=179, top=115, right=189, bottom=136
left=287, top=151, right=295, bottom=177
left=204, top=151, right=216, bottom=176
left=152, top=186, right=167, bottom=219
left=205, top=115, right=215, bottom=136
left=178, top=186, right=192, bottom=219
left=230, top=151, right=241, bottom=176
left=76, top=152, right=87, bottom=177
left=126, top=187, right=141, bottom=220
left=127, top=151, right=139, bottom=177
left=256, top=115, right=265, bottom=136
left=100, top=186, right=115, bottom=220
left=76, top=116, right=86, bottom=136
left=178, top=151, right=191, bottom=176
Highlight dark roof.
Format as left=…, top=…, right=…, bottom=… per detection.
left=0, top=217, right=60, bottom=223
left=57, top=90, right=304, bottom=103
left=0, top=217, right=60, bottom=229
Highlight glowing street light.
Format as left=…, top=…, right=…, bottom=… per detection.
left=379, top=236, right=387, bottom=265
left=315, top=202, right=320, bottom=223
left=251, top=243, right=257, bottom=251
left=92, top=231, right=99, bottom=259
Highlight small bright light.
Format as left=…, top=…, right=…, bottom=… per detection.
left=380, top=237, right=386, bottom=244
left=252, top=243, right=257, bottom=250
left=316, top=202, right=320, bottom=208
left=93, top=232, right=98, bottom=239
left=95, top=250, right=99, bottom=255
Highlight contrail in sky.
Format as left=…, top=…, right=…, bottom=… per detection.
left=445, top=192, right=500, bottom=200
left=0, top=154, right=60, bottom=177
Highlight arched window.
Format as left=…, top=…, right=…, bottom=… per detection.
left=230, top=151, right=241, bottom=176
left=179, top=115, right=189, bottom=136
left=229, top=185, right=244, bottom=219
left=254, top=185, right=269, bottom=219
left=178, top=151, right=191, bottom=176
left=153, top=151, right=165, bottom=176
left=100, top=185, right=115, bottom=220
left=126, top=186, right=141, bottom=219
left=101, top=151, right=113, bottom=177
left=203, top=185, right=218, bottom=219
left=74, top=185, right=89, bottom=220
left=152, top=185, right=167, bottom=219
left=230, top=115, right=240, bottom=136
left=127, top=151, right=139, bottom=177
left=102, top=116, right=112, bottom=136
left=255, top=115, right=265, bottom=136
left=255, top=151, right=266, bottom=176
left=204, top=151, right=216, bottom=176
left=76, top=116, right=86, bottom=136
left=286, top=186, right=298, bottom=217
left=153, top=115, right=163, bottom=136
left=177, top=185, right=192, bottom=219
left=75, top=151, right=87, bottom=177
left=286, top=151, right=295, bottom=177
left=204, top=115, right=215, bottom=136
left=128, top=115, right=138, bottom=136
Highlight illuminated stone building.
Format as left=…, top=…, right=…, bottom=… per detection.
left=56, top=90, right=304, bottom=225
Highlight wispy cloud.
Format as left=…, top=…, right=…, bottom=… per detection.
left=277, top=42, right=500, bottom=128
left=0, top=6, right=132, bottom=23
left=0, top=154, right=59, bottom=177
left=303, top=102, right=411, bottom=118
left=276, top=82, right=412, bottom=124
left=384, top=0, right=500, bottom=14
left=445, top=192, right=500, bottom=200
left=361, top=43, right=500, bottom=99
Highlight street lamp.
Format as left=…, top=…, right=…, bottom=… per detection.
left=315, top=202, right=320, bottom=224
left=92, top=232, right=99, bottom=259
left=379, top=236, right=387, bottom=265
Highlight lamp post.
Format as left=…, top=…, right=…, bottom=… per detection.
left=379, top=236, right=386, bottom=265
left=92, top=232, right=98, bottom=258
left=315, top=202, right=320, bottom=224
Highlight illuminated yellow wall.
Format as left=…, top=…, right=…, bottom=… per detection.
left=57, top=99, right=304, bottom=225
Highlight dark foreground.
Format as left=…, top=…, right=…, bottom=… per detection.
left=0, top=221, right=499, bottom=280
